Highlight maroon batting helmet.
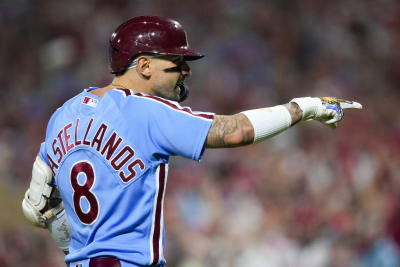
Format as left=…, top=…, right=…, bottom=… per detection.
left=109, top=16, right=204, bottom=74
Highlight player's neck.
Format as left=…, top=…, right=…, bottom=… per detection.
left=110, top=74, right=152, bottom=95
left=90, top=75, right=151, bottom=97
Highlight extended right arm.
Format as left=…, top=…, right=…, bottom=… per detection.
left=205, top=97, right=362, bottom=148
left=205, top=102, right=302, bottom=148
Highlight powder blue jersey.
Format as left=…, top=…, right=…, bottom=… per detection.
left=38, top=87, right=213, bottom=266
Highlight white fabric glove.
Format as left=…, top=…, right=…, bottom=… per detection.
left=47, top=206, right=71, bottom=254
left=290, top=97, right=362, bottom=128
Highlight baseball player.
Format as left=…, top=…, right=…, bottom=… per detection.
left=22, top=16, right=362, bottom=267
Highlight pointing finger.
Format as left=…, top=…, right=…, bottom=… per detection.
left=339, top=100, right=362, bottom=109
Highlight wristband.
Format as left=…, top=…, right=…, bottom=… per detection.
left=241, top=105, right=292, bottom=143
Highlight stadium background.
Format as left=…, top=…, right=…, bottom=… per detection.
left=1, top=0, right=400, bottom=266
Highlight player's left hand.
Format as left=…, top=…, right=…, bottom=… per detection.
left=290, top=96, right=362, bottom=128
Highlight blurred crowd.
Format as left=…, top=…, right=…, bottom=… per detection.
left=1, top=0, right=400, bottom=266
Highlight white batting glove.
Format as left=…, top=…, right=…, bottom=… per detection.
left=47, top=204, right=71, bottom=254
left=290, top=97, right=362, bottom=128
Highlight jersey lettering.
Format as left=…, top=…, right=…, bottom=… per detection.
left=111, top=146, right=135, bottom=170
left=64, top=123, right=74, bottom=152
left=101, top=132, right=123, bottom=160
left=74, top=118, right=82, bottom=146
left=83, top=118, right=94, bottom=146
left=50, top=119, right=145, bottom=183
left=57, top=129, right=66, bottom=155
left=52, top=138, right=63, bottom=163
left=120, top=159, right=145, bottom=182
left=91, top=123, right=108, bottom=151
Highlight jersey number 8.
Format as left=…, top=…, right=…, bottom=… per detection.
left=70, top=161, right=99, bottom=225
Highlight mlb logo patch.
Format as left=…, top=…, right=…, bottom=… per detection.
left=83, top=96, right=98, bottom=107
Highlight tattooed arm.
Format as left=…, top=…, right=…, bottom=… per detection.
left=205, top=102, right=302, bottom=148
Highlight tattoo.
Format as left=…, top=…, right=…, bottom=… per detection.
left=205, top=102, right=302, bottom=149
left=205, top=114, right=254, bottom=148
left=283, top=102, right=302, bottom=125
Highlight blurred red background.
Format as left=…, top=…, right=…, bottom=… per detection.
left=1, top=0, right=400, bottom=266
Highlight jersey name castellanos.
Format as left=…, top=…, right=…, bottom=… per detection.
left=39, top=87, right=214, bottom=266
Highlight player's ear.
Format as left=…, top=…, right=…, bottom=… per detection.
left=136, top=56, right=152, bottom=79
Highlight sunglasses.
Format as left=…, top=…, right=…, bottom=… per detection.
left=151, top=55, right=189, bottom=73
left=127, top=54, right=188, bottom=73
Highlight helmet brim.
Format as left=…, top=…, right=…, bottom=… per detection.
left=165, top=47, right=204, bottom=61
left=182, top=49, right=204, bottom=61
left=184, top=54, right=204, bottom=61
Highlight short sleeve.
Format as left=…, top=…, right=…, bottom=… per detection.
left=38, top=142, right=50, bottom=166
left=141, top=96, right=214, bottom=161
